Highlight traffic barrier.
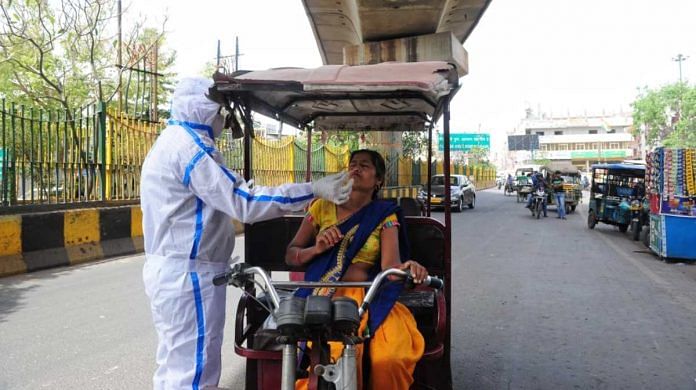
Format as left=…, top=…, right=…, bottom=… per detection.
left=0, top=205, right=246, bottom=277
left=0, top=206, right=142, bottom=277
left=380, top=186, right=419, bottom=199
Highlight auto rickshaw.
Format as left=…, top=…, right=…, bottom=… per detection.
left=210, top=61, right=458, bottom=390
left=540, top=162, right=583, bottom=214
left=587, top=163, right=646, bottom=233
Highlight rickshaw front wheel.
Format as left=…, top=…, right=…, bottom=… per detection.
left=587, top=210, right=597, bottom=229
left=641, top=225, right=650, bottom=247
left=618, top=224, right=629, bottom=233
left=631, top=220, right=641, bottom=241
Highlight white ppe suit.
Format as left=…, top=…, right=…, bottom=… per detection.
left=141, top=77, right=316, bottom=389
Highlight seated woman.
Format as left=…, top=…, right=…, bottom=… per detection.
left=285, top=149, right=428, bottom=390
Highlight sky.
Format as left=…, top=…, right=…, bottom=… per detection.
left=129, top=0, right=696, bottom=151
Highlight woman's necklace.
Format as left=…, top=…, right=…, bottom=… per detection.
left=335, top=199, right=370, bottom=223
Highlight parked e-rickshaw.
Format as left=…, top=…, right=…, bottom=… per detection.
left=210, top=61, right=458, bottom=390
left=587, top=163, right=646, bottom=233
left=539, top=162, right=583, bottom=214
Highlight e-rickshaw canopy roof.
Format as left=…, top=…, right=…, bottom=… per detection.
left=591, top=163, right=646, bottom=172
left=542, top=161, right=580, bottom=175
left=211, top=61, right=460, bottom=131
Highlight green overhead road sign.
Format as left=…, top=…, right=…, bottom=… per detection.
left=438, top=133, right=490, bottom=152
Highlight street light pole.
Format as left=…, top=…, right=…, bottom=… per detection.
left=673, top=54, right=688, bottom=83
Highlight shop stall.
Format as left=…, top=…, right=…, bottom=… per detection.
left=646, top=147, right=696, bottom=261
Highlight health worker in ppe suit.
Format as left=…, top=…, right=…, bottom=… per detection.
left=140, top=77, right=352, bottom=390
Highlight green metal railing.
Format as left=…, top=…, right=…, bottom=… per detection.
left=0, top=100, right=104, bottom=206
left=0, top=100, right=162, bottom=209
left=0, top=98, right=495, bottom=209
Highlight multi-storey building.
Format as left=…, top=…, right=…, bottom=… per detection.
left=517, top=113, right=638, bottom=171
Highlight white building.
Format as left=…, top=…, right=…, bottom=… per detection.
left=516, top=113, right=638, bottom=171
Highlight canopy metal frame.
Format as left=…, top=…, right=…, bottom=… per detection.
left=212, top=67, right=459, bottom=380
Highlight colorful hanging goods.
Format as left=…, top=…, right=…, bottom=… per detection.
left=686, top=149, right=695, bottom=196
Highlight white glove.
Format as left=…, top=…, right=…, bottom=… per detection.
left=312, top=171, right=353, bottom=205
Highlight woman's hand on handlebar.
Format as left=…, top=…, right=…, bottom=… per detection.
left=395, top=260, right=428, bottom=284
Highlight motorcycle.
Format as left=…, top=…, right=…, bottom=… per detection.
left=504, top=182, right=514, bottom=196
left=530, top=188, right=546, bottom=219
left=214, top=263, right=444, bottom=390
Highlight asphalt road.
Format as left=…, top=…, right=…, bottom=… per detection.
left=449, top=189, right=696, bottom=390
left=0, top=239, right=248, bottom=390
left=1, top=189, right=695, bottom=389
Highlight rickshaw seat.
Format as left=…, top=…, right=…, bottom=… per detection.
left=239, top=215, right=448, bottom=361
left=400, top=197, right=424, bottom=216
left=243, top=214, right=446, bottom=274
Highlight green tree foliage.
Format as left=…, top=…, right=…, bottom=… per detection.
left=0, top=0, right=175, bottom=200
left=121, top=27, right=177, bottom=120
left=402, top=131, right=428, bottom=159
left=632, top=82, right=696, bottom=148
left=468, top=146, right=492, bottom=166
left=200, top=61, right=219, bottom=79
left=294, top=129, right=362, bottom=151
left=0, top=0, right=175, bottom=113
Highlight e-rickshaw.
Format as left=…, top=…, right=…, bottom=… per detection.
left=210, top=61, right=458, bottom=390
left=539, top=162, right=583, bottom=214
left=587, top=163, right=646, bottom=233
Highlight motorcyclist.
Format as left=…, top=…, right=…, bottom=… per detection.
left=525, top=171, right=539, bottom=208
left=526, top=172, right=548, bottom=217
left=632, top=180, right=646, bottom=199
left=505, top=174, right=514, bottom=193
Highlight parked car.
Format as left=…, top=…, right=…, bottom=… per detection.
left=418, top=174, right=476, bottom=212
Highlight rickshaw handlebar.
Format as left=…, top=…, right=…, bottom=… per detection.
left=213, top=263, right=444, bottom=315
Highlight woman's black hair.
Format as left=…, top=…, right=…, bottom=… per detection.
left=349, top=149, right=386, bottom=199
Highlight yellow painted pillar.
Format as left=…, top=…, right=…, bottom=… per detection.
left=64, top=209, right=103, bottom=264
left=105, top=114, right=112, bottom=200
left=0, top=216, right=24, bottom=276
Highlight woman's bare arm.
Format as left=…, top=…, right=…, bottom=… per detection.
left=380, top=226, right=401, bottom=270
left=285, top=217, right=319, bottom=267
left=380, top=225, right=428, bottom=284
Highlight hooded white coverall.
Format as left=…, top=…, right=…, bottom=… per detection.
left=141, top=78, right=316, bottom=389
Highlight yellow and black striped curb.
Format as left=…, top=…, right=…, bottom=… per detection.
left=380, top=183, right=497, bottom=196
left=0, top=205, right=246, bottom=277
left=0, top=206, right=144, bottom=277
